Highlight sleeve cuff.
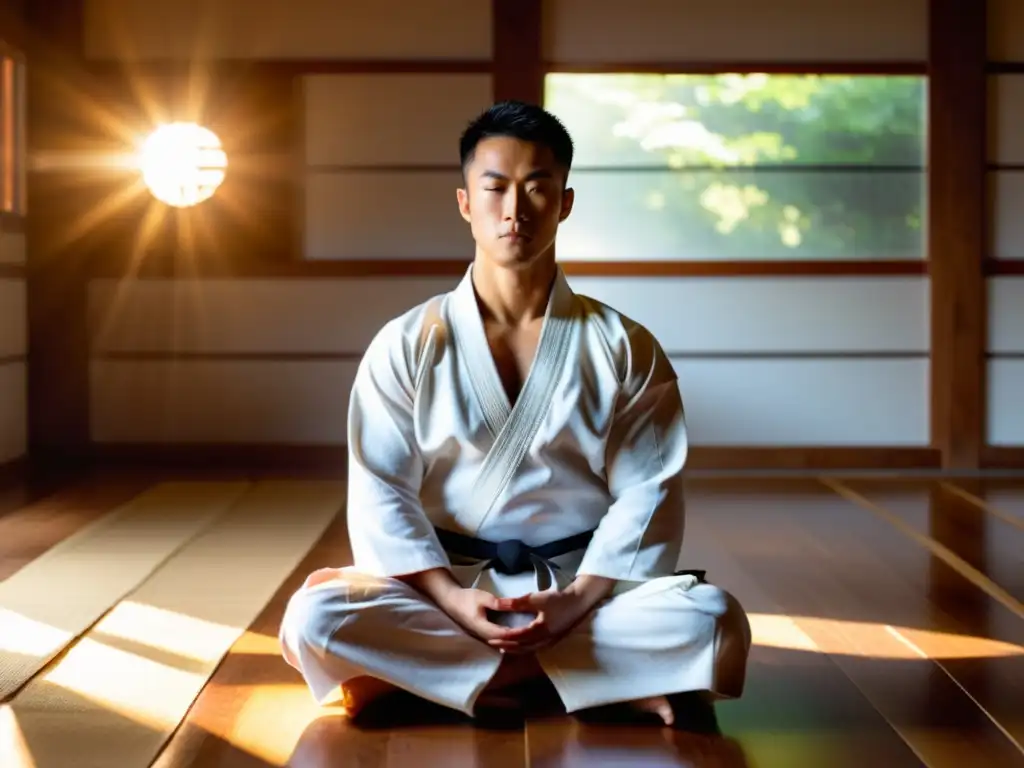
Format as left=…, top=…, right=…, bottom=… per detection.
left=575, top=539, right=679, bottom=583
left=353, top=538, right=451, bottom=579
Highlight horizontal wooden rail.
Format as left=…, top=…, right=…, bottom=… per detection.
left=982, top=446, right=1024, bottom=468
left=0, top=264, right=25, bottom=278
left=83, top=257, right=930, bottom=279
left=77, top=59, right=495, bottom=77
left=547, top=61, right=927, bottom=75
left=986, top=61, right=1024, bottom=73
left=987, top=260, right=1024, bottom=274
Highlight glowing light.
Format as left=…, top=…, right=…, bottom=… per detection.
left=139, top=122, right=226, bottom=208
left=0, top=705, right=34, bottom=768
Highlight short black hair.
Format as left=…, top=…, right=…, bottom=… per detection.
left=459, top=100, right=574, bottom=179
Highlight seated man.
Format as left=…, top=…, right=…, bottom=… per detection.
left=279, top=100, right=751, bottom=726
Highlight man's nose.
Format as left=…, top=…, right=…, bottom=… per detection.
left=503, top=186, right=527, bottom=221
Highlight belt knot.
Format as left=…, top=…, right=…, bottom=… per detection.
left=493, top=539, right=533, bottom=575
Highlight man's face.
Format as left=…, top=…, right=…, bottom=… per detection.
left=457, top=136, right=573, bottom=269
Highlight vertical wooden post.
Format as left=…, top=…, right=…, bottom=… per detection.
left=492, top=0, right=544, bottom=105
left=928, top=0, right=988, bottom=470
left=24, top=0, right=92, bottom=465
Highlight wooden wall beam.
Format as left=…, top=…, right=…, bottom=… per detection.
left=928, top=0, right=988, bottom=470
left=24, top=0, right=92, bottom=464
left=493, top=0, right=543, bottom=104
left=82, top=256, right=928, bottom=280
left=0, top=0, right=29, bottom=51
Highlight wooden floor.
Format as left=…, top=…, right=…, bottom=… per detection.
left=2, top=469, right=1023, bottom=767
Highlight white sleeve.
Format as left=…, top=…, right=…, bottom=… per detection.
left=345, top=320, right=451, bottom=578
left=575, top=329, right=687, bottom=582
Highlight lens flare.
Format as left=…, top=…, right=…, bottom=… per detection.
left=140, top=122, right=226, bottom=207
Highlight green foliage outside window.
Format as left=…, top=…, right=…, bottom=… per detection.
left=544, top=74, right=927, bottom=260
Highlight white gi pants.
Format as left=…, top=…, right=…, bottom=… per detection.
left=278, top=566, right=752, bottom=717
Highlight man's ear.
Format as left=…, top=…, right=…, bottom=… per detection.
left=559, top=187, right=575, bottom=222
left=456, top=187, right=471, bottom=224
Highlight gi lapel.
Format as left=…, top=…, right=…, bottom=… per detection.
left=449, top=266, right=578, bottom=534
left=448, top=267, right=511, bottom=440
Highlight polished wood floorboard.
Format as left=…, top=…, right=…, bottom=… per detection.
left=687, top=478, right=1024, bottom=767
left=944, top=478, right=1024, bottom=529
left=0, top=472, right=153, bottom=579
left=828, top=478, right=1024, bottom=753
left=838, top=479, right=1024, bottom=610
left=523, top=487, right=926, bottom=768
left=1, top=471, right=1023, bottom=767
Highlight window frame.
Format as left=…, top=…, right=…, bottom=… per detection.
left=541, top=63, right=930, bottom=276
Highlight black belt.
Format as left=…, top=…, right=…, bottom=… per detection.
left=434, top=527, right=595, bottom=575
left=434, top=527, right=709, bottom=583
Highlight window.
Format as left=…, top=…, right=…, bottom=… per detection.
left=544, top=74, right=927, bottom=261
left=0, top=48, right=25, bottom=216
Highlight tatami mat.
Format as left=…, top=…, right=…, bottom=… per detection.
left=0, top=482, right=250, bottom=701
left=3, top=480, right=343, bottom=768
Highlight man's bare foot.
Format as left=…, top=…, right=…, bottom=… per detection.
left=339, top=676, right=398, bottom=717
left=578, top=692, right=717, bottom=731
left=627, top=695, right=675, bottom=726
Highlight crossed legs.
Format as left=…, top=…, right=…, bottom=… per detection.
left=279, top=566, right=751, bottom=723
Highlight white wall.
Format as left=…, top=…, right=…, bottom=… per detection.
left=83, top=0, right=492, bottom=60
left=987, top=62, right=1024, bottom=447
left=544, top=0, right=926, bottom=63
left=0, top=230, right=27, bottom=466
left=88, top=277, right=456, bottom=445
left=89, top=275, right=929, bottom=447
left=571, top=277, right=929, bottom=446
left=84, top=0, right=932, bottom=452
left=988, top=75, right=1024, bottom=262
left=988, top=278, right=1024, bottom=445
left=82, top=0, right=926, bottom=63
left=303, top=74, right=491, bottom=261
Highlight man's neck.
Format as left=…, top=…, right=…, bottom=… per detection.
left=470, top=253, right=557, bottom=328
